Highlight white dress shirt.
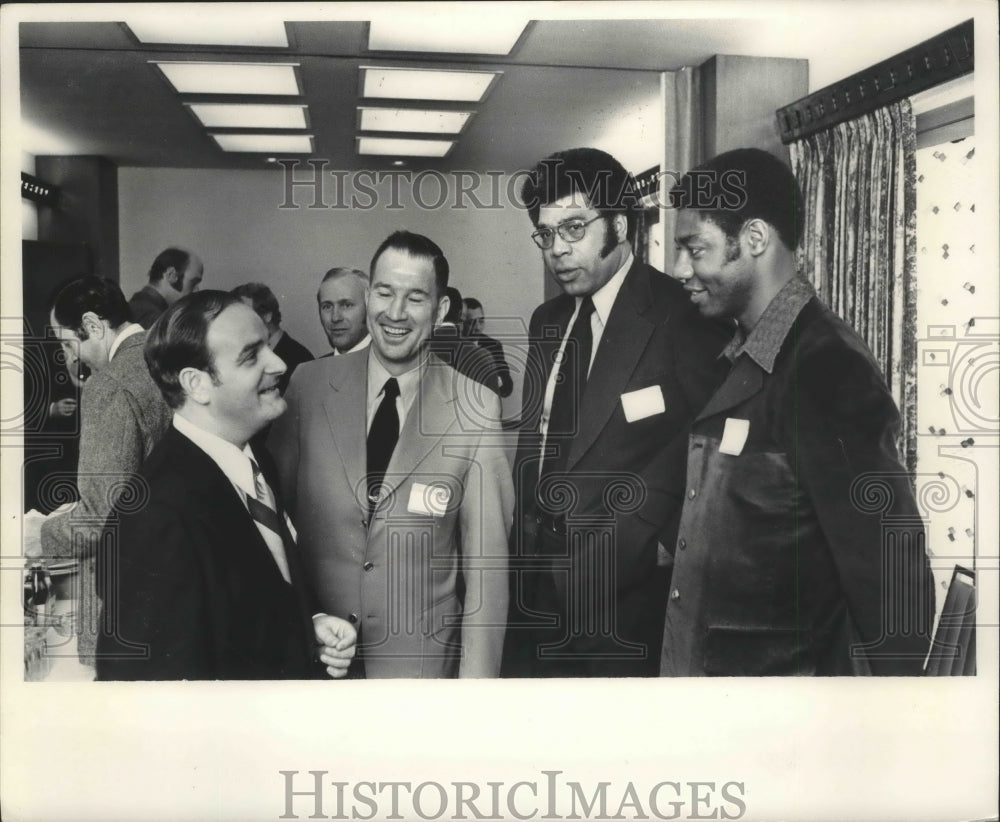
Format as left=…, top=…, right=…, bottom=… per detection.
left=334, top=334, right=372, bottom=356
left=108, top=322, right=143, bottom=361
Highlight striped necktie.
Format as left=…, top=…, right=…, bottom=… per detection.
left=247, top=459, right=292, bottom=584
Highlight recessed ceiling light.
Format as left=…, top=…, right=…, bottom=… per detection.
left=368, top=16, right=526, bottom=55
left=392, top=160, right=405, bottom=166
left=212, top=134, right=313, bottom=153
left=153, top=62, right=301, bottom=96
left=188, top=103, right=308, bottom=129
left=361, top=67, right=498, bottom=102
left=127, top=20, right=289, bottom=48
left=359, top=107, right=471, bottom=134
left=357, top=137, right=452, bottom=157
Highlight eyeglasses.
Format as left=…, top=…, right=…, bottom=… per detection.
left=530, top=215, right=604, bottom=249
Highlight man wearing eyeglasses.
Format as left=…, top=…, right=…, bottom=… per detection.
left=502, top=147, right=730, bottom=678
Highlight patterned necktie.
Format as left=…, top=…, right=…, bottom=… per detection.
left=247, top=459, right=292, bottom=584
left=366, top=377, right=400, bottom=514
left=542, top=296, right=596, bottom=479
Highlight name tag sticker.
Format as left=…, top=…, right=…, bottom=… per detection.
left=719, top=418, right=750, bottom=456
left=407, top=482, right=450, bottom=518
left=621, top=385, right=666, bottom=422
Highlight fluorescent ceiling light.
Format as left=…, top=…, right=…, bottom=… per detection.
left=212, top=134, right=313, bottom=153
left=368, top=16, right=526, bottom=55
left=127, top=20, right=289, bottom=47
left=361, top=67, right=497, bottom=102
left=154, top=62, right=300, bottom=96
left=189, top=103, right=307, bottom=129
left=359, top=107, right=471, bottom=134
left=357, top=137, right=452, bottom=157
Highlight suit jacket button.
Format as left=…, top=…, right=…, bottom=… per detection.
left=363, top=561, right=374, bottom=571
left=348, top=613, right=359, bottom=623
left=688, top=488, right=697, bottom=499
left=670, top=588, right=680, bottom=601
left=678, top=538, right=687, bottom=550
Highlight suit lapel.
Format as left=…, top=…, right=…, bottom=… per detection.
left=379, top=358, right=456, bottom=502
left=567, top=261, right=655, bottom=470
left=171, top=430, right=288, bottom=584
left=322, top=353, right=368, bottom=512
left=522, top=297, right=575, bottom=434
left=695, top=355, right=764, bottom=422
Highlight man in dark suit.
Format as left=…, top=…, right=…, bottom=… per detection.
left=231, top=282, right=313, bottom=393
left=502, top=147, right=730, bottom=678
left=127, top=247, right=204, bottom=329
left=429, top=286, right=500, bottom=395
left=661, top=148, right=934, bottom=675
left=462, top=297, right=514, bottom=398
left=504, top=148, right=726, bottom=676
left=95, top=291, right=355, bottom=680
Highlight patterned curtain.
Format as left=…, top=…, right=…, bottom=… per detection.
left=789, top=100, right=918, bottom=473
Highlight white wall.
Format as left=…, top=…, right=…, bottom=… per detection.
left=118, top=166, right=546, bottom=417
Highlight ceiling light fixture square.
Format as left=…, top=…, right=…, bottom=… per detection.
left=188, top=103, right=308, bottom=129
left=212, top=133, right=313, bottom=153
left=359, top=107, right=471, bottom=134
left=368, top=16, right=526, bottom=55
left=153, top=62, right=301, bottom=96
left=357, top=137, right=453, bottom=157
left=361, top=67, right=498, bottom=102
left=127, top=20, right=289, bottom=48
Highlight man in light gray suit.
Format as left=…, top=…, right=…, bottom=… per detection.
left=270, top=231, right=513, bottom=678
left=37, top=276, right=172, bottom=668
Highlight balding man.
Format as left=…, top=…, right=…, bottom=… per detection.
left=128, top=247, right=204, bottom=329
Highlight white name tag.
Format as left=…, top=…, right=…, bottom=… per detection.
left=719, top=418, right=750, bottom=456
left=621, top=385, right=666, bottom=422
left=407, top=482, right=451, bottom=517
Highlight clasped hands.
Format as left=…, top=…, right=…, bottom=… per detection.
left=312, top=614, right=357, bottom=678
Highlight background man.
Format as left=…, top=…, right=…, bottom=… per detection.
left=95, top=291, right=356, bottom=680
left=128, top=247, right=204, bottom=329
left=38, top=276, right=172, bottom=668
left=317, top=267, right=370, bottom=355
left=661, top=148, right=934, bottom=675
left=231, top=281, right=313, bottom=393
left=429, top=285, right=499, bottom=395
left=270, top=231, right=513, bottom=678
left=503, top=147, right=730, bottom=678
left=462, top=296, right=514, bottom=398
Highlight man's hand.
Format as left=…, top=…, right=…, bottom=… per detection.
left=312, top=614, right=357, bottom=678
left=49, top=398, right=77, bottom=418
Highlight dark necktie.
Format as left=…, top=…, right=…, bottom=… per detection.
left=246, top=459, right=292, bottom=584
left=366, top=377, right=400, bottom=514
left=542, top=296, right=596, bottom=479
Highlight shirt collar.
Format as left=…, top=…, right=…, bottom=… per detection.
left=172, top=412, right=256, bottom=499
left=108, top=323, right=143, bottom=361
left=588, top=250, right=633, bottom=326
left=366, top=349, right=423, bottom=412
left=334, top=334, right=371, bottom=356
left=722, top=277, right=816, bottom=373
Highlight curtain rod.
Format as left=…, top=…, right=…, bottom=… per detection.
left=776, top=18, right=973, bottom=144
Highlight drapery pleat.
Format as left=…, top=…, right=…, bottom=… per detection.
left=789, top=100, right=918, bottom=473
